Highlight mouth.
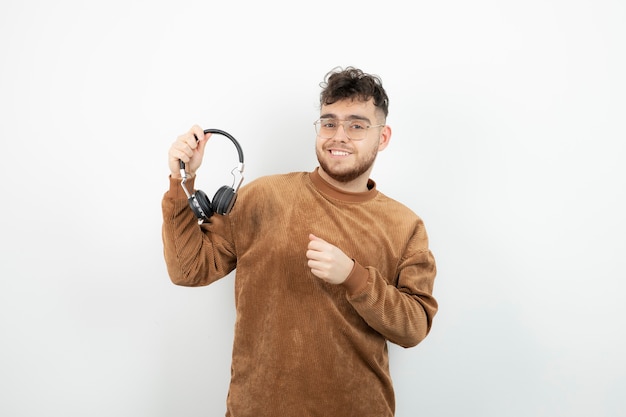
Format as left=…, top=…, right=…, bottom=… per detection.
left=327, top=148, right=352, bottom=157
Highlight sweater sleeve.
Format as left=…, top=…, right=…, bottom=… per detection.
left=344, top=226, right=438, bottom=348
left=161, top=176, right=237, bottom=286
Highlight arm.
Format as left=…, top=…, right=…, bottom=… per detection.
left=345, top=247, right=437, bottom=348
left=162, top=125, right=237, bottom=286
left=162, top=176, right=237, bottom=286
left=307, top=227, right=438, bottom=348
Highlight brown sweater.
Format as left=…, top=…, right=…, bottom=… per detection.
left=162, top=168, right=438, bottom=417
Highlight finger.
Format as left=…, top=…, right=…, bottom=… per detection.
left=168, top=141, right=188, bottom=161
left=189, top=124, right=205, bottom=145
left=308, top=234, right=330, bottom=252
left=307, top=260, right=326, bottom=278
left=307, top=249, right=333, bottom=267
left=196, top=131, right=212, bottom=154
left=177, top=125, right=202, bottom=153
left=307, top=240, right=325, bottom=254
left=171, top=138, right=194, bottom=162
left=306, top=248, right=320, bottom=260
left=169, top=148, right=187, bottom=165
left=309, top=233, right=326, bottom=243
left=306, top=249, right=323, bottom=262
left=172, top=135, right=196, bottom=161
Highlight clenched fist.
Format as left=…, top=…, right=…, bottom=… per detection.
left=306, top=234, right=354, bottom=285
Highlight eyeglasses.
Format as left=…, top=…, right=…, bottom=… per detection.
left=313, top=118, right=384, bottom=141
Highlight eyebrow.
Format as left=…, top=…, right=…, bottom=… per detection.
left=320, top=113, right=372, bottom=123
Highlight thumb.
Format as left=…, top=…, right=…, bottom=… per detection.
left=309, top=234, right=327, bottom=243
left=196, top=132, right=211, bottom=154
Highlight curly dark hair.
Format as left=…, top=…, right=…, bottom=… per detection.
left=319, top=66, right=389, bottom=118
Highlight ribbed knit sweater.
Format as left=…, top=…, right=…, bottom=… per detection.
left=161, top=168, right=438, bottom=417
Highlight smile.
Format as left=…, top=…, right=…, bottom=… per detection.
left=330, top=150, right=350, bottom=156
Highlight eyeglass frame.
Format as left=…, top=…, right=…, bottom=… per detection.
left=313, top=118, right=385, bottom=141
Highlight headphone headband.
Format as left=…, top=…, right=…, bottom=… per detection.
left=203, top=128, right=244, bottom=164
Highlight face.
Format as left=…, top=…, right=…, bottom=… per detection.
left=315, top=99, right=390, bottom=186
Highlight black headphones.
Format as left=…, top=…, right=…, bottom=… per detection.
left=179, top=128, right=245, bottom=223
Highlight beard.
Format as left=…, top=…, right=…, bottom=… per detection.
left=316, top=142, right=379, bottom=183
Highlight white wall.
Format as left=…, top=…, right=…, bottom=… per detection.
left=1, top=1, right=624, bottom=416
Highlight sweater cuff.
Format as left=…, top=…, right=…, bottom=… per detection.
left=342, top=260, right=369, bottom=296
left=167, top=175, right=196, bottom=200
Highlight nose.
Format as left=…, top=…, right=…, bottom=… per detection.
left=334, top=123, right=349, bottom=141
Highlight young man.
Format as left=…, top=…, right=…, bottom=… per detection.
left=162, top=67, right=438, bottom=417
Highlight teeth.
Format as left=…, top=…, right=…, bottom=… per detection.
left=331, top=150, right=349, bottom=156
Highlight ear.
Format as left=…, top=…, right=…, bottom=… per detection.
left=377, top=125, right=392, bottom=152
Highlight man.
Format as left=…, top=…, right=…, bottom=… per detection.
left=162, top=66, right=438, bottom=417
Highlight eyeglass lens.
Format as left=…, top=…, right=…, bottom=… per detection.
left=315, top=119, right=370, bottom=140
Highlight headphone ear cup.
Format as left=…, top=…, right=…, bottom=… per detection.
left=213, top=185, right=236, bottom=215
left=193, top=189, right=214, bottom=220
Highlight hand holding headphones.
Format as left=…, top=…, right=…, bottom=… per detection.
left=169, top=125, right=245, bottom=223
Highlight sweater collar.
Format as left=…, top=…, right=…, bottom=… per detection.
left=309, top=167, right=378, bottom=203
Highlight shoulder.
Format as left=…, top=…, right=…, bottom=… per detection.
left=374, top=190, right=417, bottom=213
left=231, top=172, right=310, bottom=219
left=373, top=190, right=426, bottom=225
left=242, top=172, right=309, bottom=191
left=238, top=171, right=310, bottom=199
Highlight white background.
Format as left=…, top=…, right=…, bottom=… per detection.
left=1, top=1, right=625, bottom=416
